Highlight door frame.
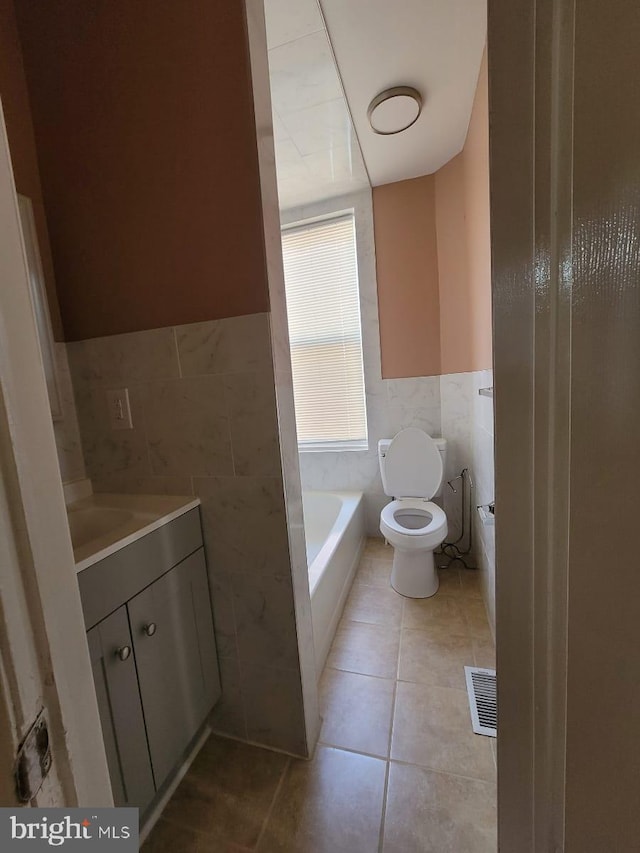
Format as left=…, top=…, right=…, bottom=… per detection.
left=489, top=0, right=572, bottom=849
left=0, top=101, right=112, bottom=806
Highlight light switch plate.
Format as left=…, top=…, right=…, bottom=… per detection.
left=106, top=388, right=133, bottom=430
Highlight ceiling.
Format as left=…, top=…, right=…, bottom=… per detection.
left=265, top=0, right=369, bottom=210
left=264, top=0, right=486, bottom=208
left=319, top=0, right=487, bottom=185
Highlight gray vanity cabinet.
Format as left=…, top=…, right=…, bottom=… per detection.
left=87, top=607, right=156, bottom=811
left=79, top=508, right=221, bottom=813
left=128, top=549, right=219, bottom=786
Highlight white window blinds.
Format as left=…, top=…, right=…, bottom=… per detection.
left=281, top=213, right=368, bottom=450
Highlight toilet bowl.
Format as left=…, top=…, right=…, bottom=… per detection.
left=378, top=429, right=448, bottom=598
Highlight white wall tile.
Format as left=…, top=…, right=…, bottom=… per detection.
left=469, top=368, right=496, bottom=634
left=69, top=311, right=313, bottom=755
left=53, top=342, right=87, bottom=483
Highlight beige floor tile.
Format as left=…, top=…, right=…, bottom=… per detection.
left=436, top=567, right=463, bottom=595
left=464, top=599, right=494, bottom=640
left=460, top=568, right=484, bottom=599
left=342, top=583, right=403, bottom=628
left=160, top=735, right=287, bottom=848
left=398, top=628, right=473, bottom=689
left=356, top=556, right=393, bottom=588
left=382, top=763, right=497, bottom=853
left=143, top=819, right=249, bottom=852
left=319, top=668, right=395, bottom=757
left=258, top=745, right=386, bottom=852
left=391, top=681, right=495, bottom=781
left=327, top=620, right=400, bottom=678
left=144, top=819, right=252, bottom=852
left=473, top=636, right=496, bottom=669
left=402, top=594, right=468, bottom=634
left=363, top=537, right=393, bottom=560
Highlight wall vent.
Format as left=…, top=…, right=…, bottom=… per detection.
left=465, top=666, right=497, bottom=737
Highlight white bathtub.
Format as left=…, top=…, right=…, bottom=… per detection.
left=302, top=490, right=366, bottom=675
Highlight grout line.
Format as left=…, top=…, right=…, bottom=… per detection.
left=385, top=757, right=497, bottom=786
left=378, top=597, right=403, bottom=853
left=221, top=376, right=237, bottom=477
left=254, top=756, right=291, bottom=852
left=314, top=740, right=495, bottom=786
left=172, top=326, right=183, bottom=378
left=316, top=738, right=387, bottom=762
left=323, top=665, right=396, bottom=683
left=378, top=760, right=391, bottom=853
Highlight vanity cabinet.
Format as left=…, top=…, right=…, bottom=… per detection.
left=128, top=549, right=218, bottom=786
left=79, top=508, right=220, bottom=813
left=87, top=607, right=156, bottom=809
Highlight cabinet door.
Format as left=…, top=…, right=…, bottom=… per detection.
left=87, top=607, right=156, bottom=809
left=128, top=548, right=221, bottom=786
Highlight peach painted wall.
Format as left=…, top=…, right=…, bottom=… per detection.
left=0, top=0, right=62, bottom=338
left=15, top=0, right=269, bottom=341
left=372, top=175, right=441, bottom=378
left=462, top=49, right=492, bottom=371
left=374, top=49, right=491, bottom=378
left=434, top=153, right=474, bottom=374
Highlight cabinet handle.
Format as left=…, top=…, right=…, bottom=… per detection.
left=116, top=645, right=131, bottom=662
left=143, top=623, right=157, bottom=637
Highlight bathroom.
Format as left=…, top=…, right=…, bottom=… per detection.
left=2, top=0, right=488, bottom=849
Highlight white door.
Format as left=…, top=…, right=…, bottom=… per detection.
left=0, top=101, right=111, bottom=807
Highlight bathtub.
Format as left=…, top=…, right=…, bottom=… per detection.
left=302, top=491, right=366, bottom=675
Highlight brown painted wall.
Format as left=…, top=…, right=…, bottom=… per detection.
left=0, top=0, right=62, bottom=339
left=15, top=0, right=269, bottom=341
left=373, top=50, right=492, bottom=378
left=372, top=175, right=441, bottom=378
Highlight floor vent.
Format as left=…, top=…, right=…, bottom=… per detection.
left=465, top=666, right=497, bottom=737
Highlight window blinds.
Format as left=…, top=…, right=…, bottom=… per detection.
left=281, top=213, right=367, bottom=449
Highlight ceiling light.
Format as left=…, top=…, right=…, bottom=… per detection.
left=367, top=86, right=423, bottom=135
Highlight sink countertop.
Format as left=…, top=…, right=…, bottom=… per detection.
left=69, top=493, right=200, bottom=573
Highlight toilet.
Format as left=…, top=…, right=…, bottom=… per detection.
left=378, top=428, right=448, bottom=598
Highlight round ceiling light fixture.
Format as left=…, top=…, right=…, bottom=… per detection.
left=367, top=86, right=423, bottom=135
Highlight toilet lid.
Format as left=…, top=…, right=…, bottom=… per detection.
left=384, top=428, right=443, bottom=498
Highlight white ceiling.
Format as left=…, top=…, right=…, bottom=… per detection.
left=264, top=0, right=486, bottom=208
left=265, top=0, right=369, bottom=210
left=319, top=0, right=487, bottom=185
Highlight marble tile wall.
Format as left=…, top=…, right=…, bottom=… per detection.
left=440, top=372, right=475, bottom=543
left=245, top=0, right=321, bottom=755
left=67, top=312, right=313, bottom=756
left=471, top=369, right=496, bottom=634
left=52, top=341, right=87, bottom=484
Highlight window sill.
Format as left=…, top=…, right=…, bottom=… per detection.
left=298, top=442, right=369, bottom=453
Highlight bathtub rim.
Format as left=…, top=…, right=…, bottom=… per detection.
left=304, top=489, right=364, bottom=597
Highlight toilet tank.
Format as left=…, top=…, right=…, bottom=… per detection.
left=378, top=436, right=447, bottom=497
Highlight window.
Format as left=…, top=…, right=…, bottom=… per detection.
left=281, top=213, right=367, bottom=451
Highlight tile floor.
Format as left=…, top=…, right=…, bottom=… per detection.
left=144, top=538, right=497, bottom=852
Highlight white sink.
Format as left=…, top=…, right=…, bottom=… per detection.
left=67, top=506, right=135, bottom=549
left=66, top=493, right=200, bottom=572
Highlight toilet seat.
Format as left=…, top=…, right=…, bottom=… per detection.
left=380, top=498, right=447, bottom=551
